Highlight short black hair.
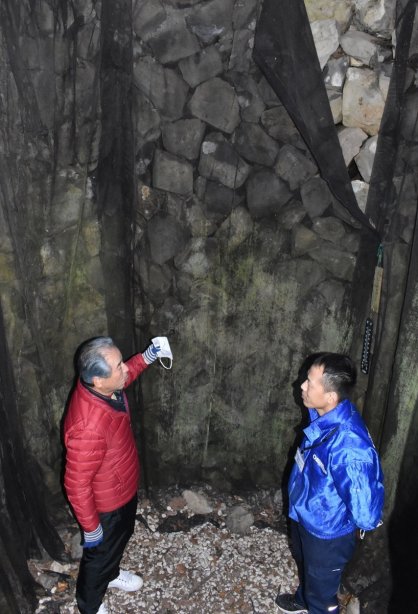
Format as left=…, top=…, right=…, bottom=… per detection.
left=311, top=353, right=356, bottom=401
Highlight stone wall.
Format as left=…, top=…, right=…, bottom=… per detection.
left=132, top=0, right=396, bottom=488
left=0, top=0, right=404, bottom=496
left=0, top=1, right=107, bottom=493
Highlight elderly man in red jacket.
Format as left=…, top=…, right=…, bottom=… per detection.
left=64, top=336, right=169, bottom=614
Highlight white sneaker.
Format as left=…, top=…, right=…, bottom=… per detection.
left=97, top=604, right=108, bottom=614
left=108, top=569, right=143, bottom=592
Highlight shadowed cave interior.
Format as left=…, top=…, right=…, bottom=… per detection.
left=0, top=0, right=417, bottom=612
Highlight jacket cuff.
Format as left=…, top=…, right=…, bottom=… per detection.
left=142, top=343, right=158, bottom=364
left=83, top=523, right=103, bottom=548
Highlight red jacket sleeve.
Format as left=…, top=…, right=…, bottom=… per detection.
left=124, top=352, right=149, bottom=388
left=64, top=428, right=106, bottom=532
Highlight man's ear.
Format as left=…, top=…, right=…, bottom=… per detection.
left=328, top=390, right=338, bottom=405
left=91, top=375, right=102, bottom=390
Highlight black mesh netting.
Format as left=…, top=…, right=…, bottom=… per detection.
left=253, top=0, right=379, bottom=237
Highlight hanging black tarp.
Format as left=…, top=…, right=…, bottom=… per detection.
left=253, top=0, right=379, bottom=237
left=0, top=301, right=65, bottom=613
left=366, top=0, right=417, bottom=238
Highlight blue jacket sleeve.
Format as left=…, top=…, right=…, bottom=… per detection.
left=331, top=458, right=384, bottom=530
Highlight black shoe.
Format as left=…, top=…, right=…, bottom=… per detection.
left=275, top=593, right=308, bottom=613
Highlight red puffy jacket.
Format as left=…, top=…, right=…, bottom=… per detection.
left=64, top=353, right=148, bottom=532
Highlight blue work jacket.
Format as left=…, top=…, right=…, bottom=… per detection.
left=288, top=399, right=384, bottom=539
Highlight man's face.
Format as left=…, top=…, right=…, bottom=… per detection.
left=93, top=347, right=129, bottom=396
left=301, top=364, right=337, bottom=415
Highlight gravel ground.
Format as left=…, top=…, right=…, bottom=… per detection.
left=34, top=487, right=299, bottom=614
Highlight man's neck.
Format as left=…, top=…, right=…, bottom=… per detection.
left=82, top=379, right=118, bottom=399
left=316, top=403, right=339, bottom=416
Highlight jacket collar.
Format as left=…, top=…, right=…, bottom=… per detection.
left=80, top=379, right=127, bottom=412
left=304, top=398, right=352, bottom=443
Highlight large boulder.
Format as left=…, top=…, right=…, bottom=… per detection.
left=323, top=56, right=349, bottom=90
left=198, top=133, right=250, bottom=189
left=355, top=135, right=378, bottom=183
left=310, top=19, right=340, bottom=69
left=161, top=119, right=206, bottom=161
left=189, top=77, right=241, bottom=133
left=354, top=0, right=396, bottom=36
left=337, top=126, right=368, bottom=166
left=134, top=57, right=189, bottom=121
left=153, top=150, right=194, bottom=196
left=300, top=176, right=334, bottom=218
left=145, top=213, right=189, bottom=265
left=342, top=67, right=386, bottom=136
left=134, top=92, right=161, bottom=148
left=340, top=28, right=392, bottom=67
left=178, top=46, right=223, bottom=87
left=304, top=0, right=353, bottom=30
left=234, top=122, right=280, bottom=166
left=201, top=180, right=239, bottom=222
left=186, top=0, right=235, bottom=44
left=261, top=105, right=304, bottom=147
left=274, top=145, right=318, bottom=190
left=228, top=72, right=266, bottom=123
left=246, top=170, right=292, bottom=219
left=145, top=14, right=200, bottom=64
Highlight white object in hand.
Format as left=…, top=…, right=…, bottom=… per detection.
left=152, top=336, right=173, bottom=369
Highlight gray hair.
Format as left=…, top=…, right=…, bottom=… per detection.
left=77, top=337, right=116, bottom=384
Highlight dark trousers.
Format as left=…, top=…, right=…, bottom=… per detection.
left=291, top=520, right=356, bottom=614
left=76, top=495, right=137, bottom=614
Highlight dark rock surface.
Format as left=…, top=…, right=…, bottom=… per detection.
left=0, top=0, right=416, bottom=612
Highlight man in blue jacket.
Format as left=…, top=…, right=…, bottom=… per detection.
left=276, top=353, right=384, bottom=614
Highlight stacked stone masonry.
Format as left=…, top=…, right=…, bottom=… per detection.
left=132, top=0, right=396, bottom=486
left=0, top=0, right=398, bottom=492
